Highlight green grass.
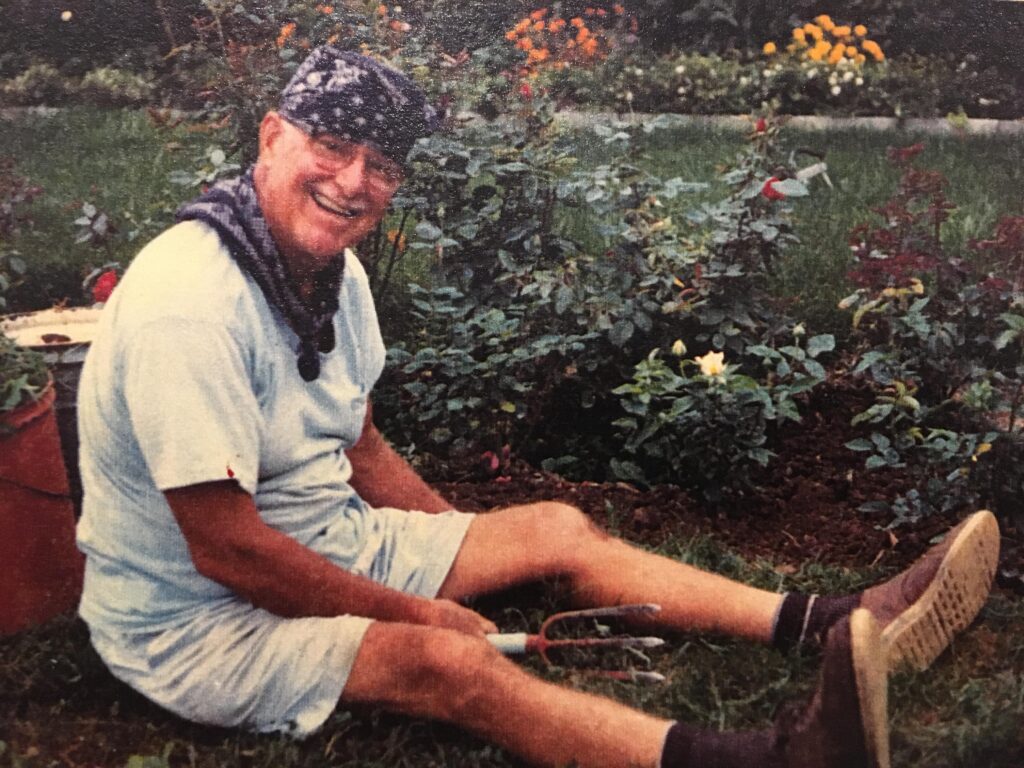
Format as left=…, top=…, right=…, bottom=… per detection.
left=2, top=529, right=1022, bottom=768
left=2, top=109, right=1022, bottom=338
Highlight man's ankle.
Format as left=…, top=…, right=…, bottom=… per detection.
left=660, top=721, right=779, bottom=768
left=771, top=592, right=860, bottom=653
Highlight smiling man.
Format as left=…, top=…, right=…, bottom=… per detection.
left=74, top=47, right=999, bottom=768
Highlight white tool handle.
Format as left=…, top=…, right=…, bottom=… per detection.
left=486, top=632, right=529, bottom=655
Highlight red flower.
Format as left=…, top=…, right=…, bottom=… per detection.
left=518, top=82, right=533, bottom=100
left=92, top=270, right=118, bottom=303
left=761, top=177, right=785, bottom=201
left=886, top=142, right=925, bottom=166
left=755, top=117, right=767, bottom=133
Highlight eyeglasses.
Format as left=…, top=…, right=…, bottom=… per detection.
left=304, top=131, right=404, bottom=189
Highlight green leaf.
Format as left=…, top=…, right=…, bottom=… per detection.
left=499, top=401, right=516, bottom=413
left=414, top=221, right=443, bottom=241
left=845, top=438, right=875, bottom=451
left=806, top=334, right=835, bottom=358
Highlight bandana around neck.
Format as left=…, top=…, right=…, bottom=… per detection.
left=176, top=167, right=344, bottom=382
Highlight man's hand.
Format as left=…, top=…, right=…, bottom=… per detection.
left=416, top=598, right=498, bottom=637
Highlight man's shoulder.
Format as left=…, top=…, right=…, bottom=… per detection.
left=119, top=221, right=260, bottom=328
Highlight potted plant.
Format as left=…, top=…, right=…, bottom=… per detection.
left=0, top=331, right=84, bottom=633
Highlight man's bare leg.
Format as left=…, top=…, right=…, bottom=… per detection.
left=438, top=502, right=782, bottom=642
left=342, top=621, right=672, bottom=768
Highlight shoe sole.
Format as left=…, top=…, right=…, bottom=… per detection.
left=851, top=608, right=890, bottom=768
left=880, top=510, right=1000, bottom=672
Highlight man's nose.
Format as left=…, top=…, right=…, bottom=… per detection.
left=332, top=150, right=372, bottom=194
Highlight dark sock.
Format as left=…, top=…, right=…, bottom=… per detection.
left=660, top=721, right=778, bottom=768
left=771, top=592, right=860, bottom=653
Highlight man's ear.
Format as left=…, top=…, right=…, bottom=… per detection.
left=258, top=111, right=286, bottom=160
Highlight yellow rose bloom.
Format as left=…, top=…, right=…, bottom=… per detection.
left=696, top=351, right=726, bottom=378
left=854, top=24, right=868, bottom=37
left=763, top=41, right=777, bottom=55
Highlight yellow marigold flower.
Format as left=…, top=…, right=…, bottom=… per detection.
left=832, top=25, right=851, bottom=38
left=695, top=350, right=726, bottom=378
left=815, top=14, right=834, bottom=31
left=808, top=48, right=824, bottom=62
left=763, top=41, right=777, bottom=55
left=828, top=44, right=845, bottom=64
left=804, top=23, right=823, bottom=41
left=854, top=24, right=868, bottom=37
left=529, top=8, right=547, bottom=21
left=671, top=339, right=687, bottom=357
left=792, top=27, right=806, bottom=41
left=910, top=278, right=925, bottom=294
left=571, top=17, right=585, bottom=28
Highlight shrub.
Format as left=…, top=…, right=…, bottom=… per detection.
left=0, top=62, right=68, bottom=107
left=840, top=144, right=1024, bottom=525
left=78, top=67, right=155, bottom=107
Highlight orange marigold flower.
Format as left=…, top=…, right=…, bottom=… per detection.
left=762, top=41, right=777, bottom=55
left=856, top=53, right=867, bottom=64
left=327, top=33, right=339, bottom=43
left=576, top=27, right=590, bottom=42
left=316, top=4, right=334, bottom=14
left=807, top=47, right=824, bottom=62
left=570, top=16, right=584, bottom=27
left=549, top=18, right=565, bottom=31
left=529, top=8, right=548, bottom=20
left=276, top=21, right=296, bottom=48
left=533, top=20, right=545, bottom=31
left=528, top=46, right=549, bottom=62
left=815, top=14, right=834, bottom=31
left=792, top=27, right=806, bottom=41
left=804, top=23, right=823, bottom=40
left=832, top=25, right=851, bottom=38
left=515, top=18, right=531, bottom=33
left=582, top=37, right=598, bottom=55
left=377, top=4, right=387, bottom=15
left=505, top=29, right=518, bottom=41
left=517, top=36, right=533, bottom=50
left=613, top=3, right=625, bottom=14
left=854, top=24, right=868, bottom=37
left=828, top=44, right=845, bottom=64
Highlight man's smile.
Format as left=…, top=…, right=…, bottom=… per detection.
left=310, top=189, right=366, bottom=219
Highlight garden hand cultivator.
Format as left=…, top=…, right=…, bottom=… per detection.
left=487, top=603, right=667, bottom=683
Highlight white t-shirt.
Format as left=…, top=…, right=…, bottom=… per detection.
left=76, top=220, right=386, bottom=634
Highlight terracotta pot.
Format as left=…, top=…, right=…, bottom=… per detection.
left=0, top=382, right=84, bottom=633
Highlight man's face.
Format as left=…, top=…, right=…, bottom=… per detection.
left=255, top=112, right=403, bottom=275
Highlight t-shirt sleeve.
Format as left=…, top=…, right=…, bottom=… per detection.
left=122, top=317, right=262, bottom=495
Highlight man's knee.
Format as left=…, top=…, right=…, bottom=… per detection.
left=345, top=622, right=503, bottom=721
left=526, top=501, right=610, bottom=549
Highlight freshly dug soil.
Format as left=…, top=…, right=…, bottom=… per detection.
left=432, top=381, right=1024, bottom=581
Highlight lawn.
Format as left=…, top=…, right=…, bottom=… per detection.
left=2, top=108, right=1023, bottom=767
left=3, top=108, right=1024, bottom=339
left=2, top=528, right=1023, bottom=767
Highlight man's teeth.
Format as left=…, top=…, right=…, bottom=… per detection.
left=312, top=192, right=362, bottom=217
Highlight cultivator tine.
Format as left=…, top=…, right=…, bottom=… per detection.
left=486, top=603, right=666, bottom=683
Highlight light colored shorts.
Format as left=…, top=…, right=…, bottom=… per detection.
left=88, top=507, right=474, bottom=737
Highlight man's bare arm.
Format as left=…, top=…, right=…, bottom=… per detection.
left=164, top=481, right=494, bottom=635
left=346, top=400, right=452, bottom=513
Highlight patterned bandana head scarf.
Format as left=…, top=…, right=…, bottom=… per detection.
left=176, top=49, right=436, bottom=382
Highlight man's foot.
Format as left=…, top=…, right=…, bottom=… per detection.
left=775, top=608, right=889, bottom=768
left=861, top=509, right=1000, bottom=671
